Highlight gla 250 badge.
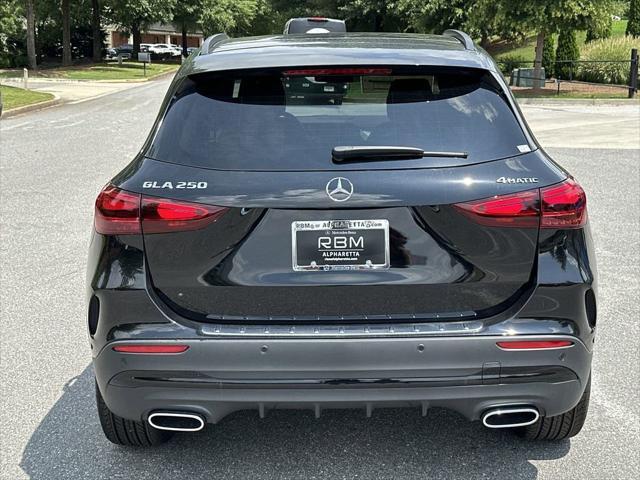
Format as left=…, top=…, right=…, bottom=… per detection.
left=142, top=181, right=208, bottom=189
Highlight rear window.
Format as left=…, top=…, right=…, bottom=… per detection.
left=147, top=67, right=531, bottom=171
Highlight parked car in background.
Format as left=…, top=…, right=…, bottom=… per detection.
left=168, top=44, right=182, bottom=56
left=148, top=44, right=173, bottom=58
left=186, top=46, right=199, bottom=55
left=105, top=48, right=118, bottom=60
left=284, top=17, right=347, bottom=34
left=115, top=44, right=132, bottom=59
left=140, top=43, right=153, bottom=53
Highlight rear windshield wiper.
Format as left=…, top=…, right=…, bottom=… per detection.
left=332, top=146, right=468, bottom=163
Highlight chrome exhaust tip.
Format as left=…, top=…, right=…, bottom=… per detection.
left=148, top=412, right=205, bottom=432
left=482, top=407, right=540, bottom=429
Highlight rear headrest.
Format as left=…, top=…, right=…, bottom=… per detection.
left=387, top=78, right=432, bottom=104
left=238, top=76, right=285, bottom=105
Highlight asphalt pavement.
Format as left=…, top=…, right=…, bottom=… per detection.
left=1, top=79, right=638, bottom=480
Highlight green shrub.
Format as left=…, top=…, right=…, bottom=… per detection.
left=542, top=33, right=556, bottom=78
left=628, top=0, right=640, bottom=37
left=555, top=30, right=580, bottom=79
left=586, top=17, right=612, bottom=42
left=578, top=36, right=640, bottom=84
left=497, top=54, right=528, bottom=75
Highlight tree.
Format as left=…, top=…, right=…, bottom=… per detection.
left=586, top=16, right=612, bottom=42
left=62, top=0, right=71, bottom=65
left=105, top=0, right=175, bottom=56
left=555, top=29, right=579, bottom=79
left=91, top=0, right=102, bottom=62
left=338, top=0, right=406, bottom=32
left=199, top=0, right=261, bottom=37
left=542, top=33, right=555, bottom=78
left=628, top=0, right=640, bottom=37
left=398, top=0, right=475, bottom=36
left=482, top=1, right=609, bottom=89
left=259, top=0, right=337, bottom=34
left=0, top=0, right=24, bottom=67
left=25, top=0, right=37, bottom=69
left=172, top=0, right=202, bottom=57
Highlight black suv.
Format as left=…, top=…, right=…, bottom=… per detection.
left=89, top=31, right=595, bottom=446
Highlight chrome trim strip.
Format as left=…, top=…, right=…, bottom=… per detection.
left=199, top=320, right=484, bottom=338
left=148, top=412, right=205, bottom=432
left=482, top=407, right=540, bottom=429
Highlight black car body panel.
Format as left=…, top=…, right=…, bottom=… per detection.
left=88, top=32, right=596, bottom=435
left=111, top=152, right=567, bottom=321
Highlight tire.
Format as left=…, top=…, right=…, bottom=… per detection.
left=95, top=381, right=173, bottom=446
left=517, top=376, right=591, bottom=440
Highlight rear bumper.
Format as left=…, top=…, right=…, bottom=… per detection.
left=95, top=334, right=591, bottom=424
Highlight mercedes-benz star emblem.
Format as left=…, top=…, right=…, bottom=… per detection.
left=326, top=177, right=354, bottom=202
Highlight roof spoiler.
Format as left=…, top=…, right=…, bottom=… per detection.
left=443, top=29, right=475, bottom=51
left=200, top=33, right=229, bottom=55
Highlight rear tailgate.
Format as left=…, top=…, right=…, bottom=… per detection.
left=118, top=153, right=565, bottom=322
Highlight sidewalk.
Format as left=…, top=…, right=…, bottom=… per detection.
left=1, top=77, right=157, bottom=105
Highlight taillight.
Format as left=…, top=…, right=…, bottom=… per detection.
left=540, top=178, right=587, bottom=229
left=95, top=185, right=141, bottom=235
left=453, top=190, right=540, bottom=228
left=141, top=196, right=227, bottom=234
left=94, top=185, right=227, bottom=235
left=453, top=179, right=587, bottom=229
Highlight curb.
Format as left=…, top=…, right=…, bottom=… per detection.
left=515, top=97, right=639, bottom=106
left=1, top=94, right=61, bottom=119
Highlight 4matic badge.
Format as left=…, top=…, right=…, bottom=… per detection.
left=496, top=177, right=539, bottom=184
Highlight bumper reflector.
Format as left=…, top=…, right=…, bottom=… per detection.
left=112, top=344, right=189, bottom=354
left=496, top=340, right=573, bottom=350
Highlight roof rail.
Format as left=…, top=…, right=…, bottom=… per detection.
left=443, top=29, right=475, bottom=51
left=200, top=33, right=229, bottom=55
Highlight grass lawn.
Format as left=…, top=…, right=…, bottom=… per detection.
left=0, top=61, right=179, bottom=81
left=0, top=85, right=54, bottom=110
left=54, top=62, right=179, bottom=81
left=490, top=19, right=629, bottom=62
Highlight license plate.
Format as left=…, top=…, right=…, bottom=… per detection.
left=323, top=85, right=336, bottom=92
left=292, top=219, right=390, bottom=271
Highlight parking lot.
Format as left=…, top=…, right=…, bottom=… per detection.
left=1, top=79, right=638, bottom=479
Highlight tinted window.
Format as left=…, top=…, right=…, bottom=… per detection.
left=147, top=68, right=530, bottom=171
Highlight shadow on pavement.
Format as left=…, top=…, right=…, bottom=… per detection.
left=20, top=365, right=570, bottom=480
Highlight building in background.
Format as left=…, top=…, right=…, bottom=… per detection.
left=106, top=23, right=204, bottom=48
